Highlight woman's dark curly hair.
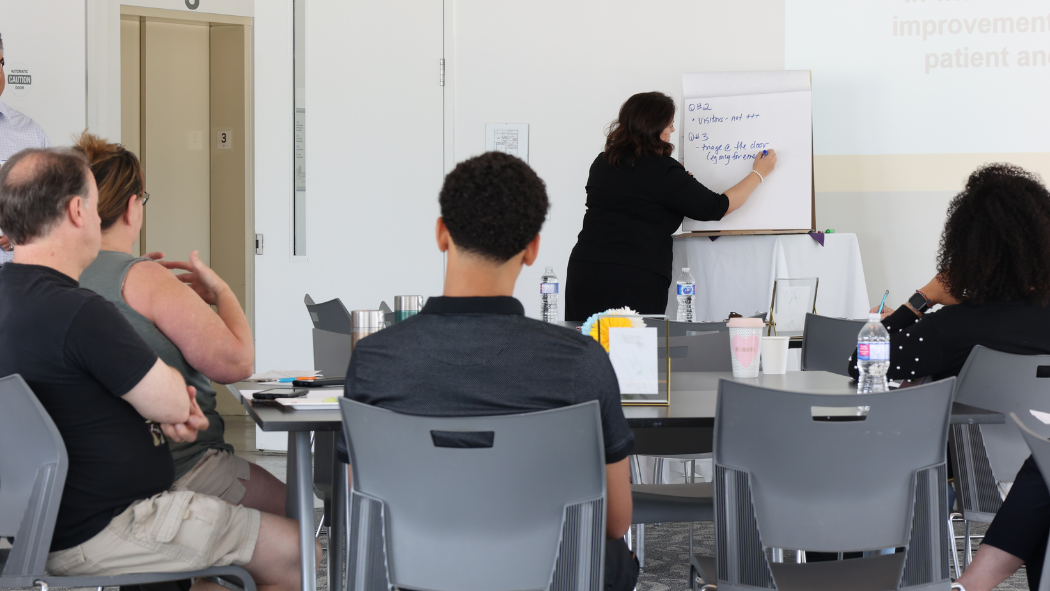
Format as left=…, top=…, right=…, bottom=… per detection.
left=603, top=92, right=675, bottom=168
left=937, top=163, right=1050, bottom=305
left=439, top=151, right=548, bottom=263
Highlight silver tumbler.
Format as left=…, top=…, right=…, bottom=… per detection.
left=350, top=310, right=385, bottom=350
left=394, top=295, right=423, bottom=323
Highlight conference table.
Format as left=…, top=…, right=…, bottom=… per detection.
left=232, top=372, right=1003, bottom=591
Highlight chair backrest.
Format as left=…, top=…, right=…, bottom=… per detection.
left=953, top=346, right=1050, bottom=483
left=800, top=313, right=866, bottom=375
left=658, top=332, right=732, bottom=372
left=339, top=399, right=606, bottom=591
left=555, top=320, right=583, bottom=331
left=643, top=317, right=727, bottom=337
left=304, top=294, right=353, bottom=335
left=713, top=379, right=954, bottom=589
left=0, top=375, right=68, bottom=580
left=1012, top=413, right=1050, bottom=591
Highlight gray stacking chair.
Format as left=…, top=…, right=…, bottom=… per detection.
left=1011, top=412, right=1050, bottom=591
left=949, top=346, right=1050, bottom=568
left=644, top=317, right=728, bottom=337
left=0, top=374, right=255, bottom=591
left=630, top=331, right=728, bottom=567
left=692, top=378, right=957, bottom=591
left=800, top=313, right=866, bottom=375
left=660, top=332, right=733, bottom=373
left=556, top=320, right=583, bottom=331
left=338, top=398, right=607, bottom=591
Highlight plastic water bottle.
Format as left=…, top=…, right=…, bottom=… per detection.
left=857, top=312, right=890, bottom=393
left=676, top=267, right=696, bottom=322
left=540, top=267, right=559, bottom=323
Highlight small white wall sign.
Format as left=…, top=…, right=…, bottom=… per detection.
left=216, top=130, right=233, bottom=150
left=485, top=122, right=529, bottom=162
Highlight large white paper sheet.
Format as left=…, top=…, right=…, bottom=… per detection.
left=681, top=90, right=813, bottom=233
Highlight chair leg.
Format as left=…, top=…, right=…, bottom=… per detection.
left=963, top=520, right=973, bottom=569
left=949, top=514, right=963, bottom=579
left=687, top=459, right=696, bottom=484
left=637, top=523, right=645, bottom=568
left=798, top=550, right=806, bottom=563
left=654, top=458, right=664, bottom=484
left=771, top=548, right=783, bottom=563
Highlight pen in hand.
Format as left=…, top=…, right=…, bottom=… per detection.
left=877, top=290, right=889, bottom=314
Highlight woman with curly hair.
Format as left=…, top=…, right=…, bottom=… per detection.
left=564, top=91, right=776, bottom=320
left=848, top=163, right=1050, bottom=591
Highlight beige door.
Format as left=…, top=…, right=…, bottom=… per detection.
left=142, top=20, right=212, bottom=264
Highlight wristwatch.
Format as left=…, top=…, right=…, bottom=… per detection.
left=908, top=290, right=932, bottom=314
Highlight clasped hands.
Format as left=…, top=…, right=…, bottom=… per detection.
left=162, top=385, right=209, bottom=443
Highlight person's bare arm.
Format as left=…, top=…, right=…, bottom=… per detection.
left=122, top=358, right=192, bottom=424
left=724, top=150, right=777, bottom=215
left=124, top=251, right=254, bottom=383
left=606, top=457, right=633, bottom=539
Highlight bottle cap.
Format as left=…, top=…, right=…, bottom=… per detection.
left=682, top=267, right=690, bottom=272
left=869, top=312, right=881, bottom=322
left=545, top=266, right=554, bottom=272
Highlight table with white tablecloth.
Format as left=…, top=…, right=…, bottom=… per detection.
left=665, top=232, right=871, bottom=323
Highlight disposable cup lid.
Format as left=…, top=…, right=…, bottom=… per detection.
left=727, top=317, right=765, bottom=328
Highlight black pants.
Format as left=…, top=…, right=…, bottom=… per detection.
left=983, top=455, right=1050, bottom=588
left=606, top=537, right=640, bottom=591
left=565, top=259, right=671, bottom=321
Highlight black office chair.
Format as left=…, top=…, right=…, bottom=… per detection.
left=800, top=313, right=866, bottom=376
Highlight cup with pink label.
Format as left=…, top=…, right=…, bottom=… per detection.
left=727, top=317, right=765, bottom=378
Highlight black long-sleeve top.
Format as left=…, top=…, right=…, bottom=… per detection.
left=848, top=300, right=1050, bottom=381
left=569, top=152, right=729, bottom=281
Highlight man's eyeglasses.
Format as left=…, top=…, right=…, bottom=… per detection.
left=140, top=192, right=150, bottom=206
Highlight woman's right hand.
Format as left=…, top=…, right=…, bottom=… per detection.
left=753, top=149, right=777, bottom=179
left=158, top=250, right=229, bottom=305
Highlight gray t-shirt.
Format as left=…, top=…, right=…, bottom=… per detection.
left=343, top=296, right=635, bottom=464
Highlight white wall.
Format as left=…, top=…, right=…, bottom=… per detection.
left=450, top=0, right=786, bottom=319
left=0, top=0, right=86, bottom=147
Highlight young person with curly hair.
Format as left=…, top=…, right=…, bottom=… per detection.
left=564, top=91, right=777, bottom=320
left=846, top=163, right=1050, bottom=591
left=340, top=151, right=640, bottom=591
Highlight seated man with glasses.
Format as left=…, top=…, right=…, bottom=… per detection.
left=342, top=151, right=638, bottom=590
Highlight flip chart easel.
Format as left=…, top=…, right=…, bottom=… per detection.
left=679, top=71, right=815, bottom=236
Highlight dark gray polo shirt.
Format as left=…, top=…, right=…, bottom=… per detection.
left=342, top=296, right=635, bottom=464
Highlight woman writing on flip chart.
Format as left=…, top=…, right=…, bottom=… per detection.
left=564, top=91, right=776, bottom=321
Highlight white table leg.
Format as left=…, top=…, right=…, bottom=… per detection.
left=288, top=431, right=317, bottom=591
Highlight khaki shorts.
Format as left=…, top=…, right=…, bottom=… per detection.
left=46, top=490, right=261, bottom=576
left=172, top=449, right=251, bottom=505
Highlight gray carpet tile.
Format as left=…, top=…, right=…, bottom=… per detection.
left=634, top=520, right=1030, bottom=591
left=4, top=511, right=1031, bottom=590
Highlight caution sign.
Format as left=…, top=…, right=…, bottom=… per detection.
left=8, top=63, right=32, bottom=97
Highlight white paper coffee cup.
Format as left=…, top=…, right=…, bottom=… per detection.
left=761, top=336, right=790, bottom=374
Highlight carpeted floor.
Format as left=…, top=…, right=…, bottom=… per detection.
left=3, top=511, right=1030, bottom=590
left=634, top=520, right=1030, bottom=591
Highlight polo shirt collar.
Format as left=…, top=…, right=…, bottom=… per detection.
left=421, top=296, right=524, bottom=315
